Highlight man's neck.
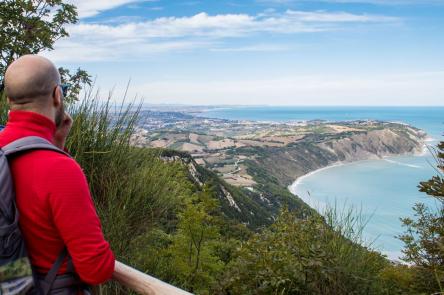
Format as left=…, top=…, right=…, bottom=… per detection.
left=9, top=105, right=55, bottom=125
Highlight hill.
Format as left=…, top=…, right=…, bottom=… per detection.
left=132, top=111, right=426, bottom=228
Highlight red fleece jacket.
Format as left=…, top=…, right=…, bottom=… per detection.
left=0, top=110, right=115, bottom=285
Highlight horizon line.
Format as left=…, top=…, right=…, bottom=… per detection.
left=138, top=103, right=444, bottom=108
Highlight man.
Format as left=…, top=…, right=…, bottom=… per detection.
left=0, top=55, right=115, bottom=290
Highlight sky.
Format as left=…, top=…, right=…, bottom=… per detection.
left=43, top=0, right=444, bottom=106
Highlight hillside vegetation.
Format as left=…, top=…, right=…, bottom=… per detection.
left=2, top=92, right=442, bottom=294
left=63, top=94, right=393, bottom=294
left=132, top=111, right=426, bottom=229
left=1, top=0, right=442, bottom=293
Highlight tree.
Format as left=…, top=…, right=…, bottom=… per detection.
left=0, top=0, right=77, bottom=77
left=419, top=141, right=444, bottom=200
left=165, top=186, right=224, bottom=293
left=399, top=140, right=444, bottom=293
left=0, top=0, right=91, bottom=102
left=58, top=67, right=92, bottom=103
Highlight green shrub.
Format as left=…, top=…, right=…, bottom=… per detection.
left=220, top=207, right=392, bottom=295
left=398, top=139, right=444, bottom=294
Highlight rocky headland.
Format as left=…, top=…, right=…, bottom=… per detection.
left=131, top=110, right=427, bottom=227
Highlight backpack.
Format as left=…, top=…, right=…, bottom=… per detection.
left=0, top=136, right=73, bottom=295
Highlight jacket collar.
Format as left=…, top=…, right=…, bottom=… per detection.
left=4, top=110, right=56, bottom=143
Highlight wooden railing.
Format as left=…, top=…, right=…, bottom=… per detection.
left=113, top=261, right=444, bottom=295
left=113, top=261, right=193, bottom=295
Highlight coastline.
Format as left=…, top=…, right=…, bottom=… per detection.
left=289, top=161, right=344, bottom=194
left=287, top=143, right=432, bottom=261
left=287, top=143, right=429, bottom=208
left=288, top=161, right=345, bottom=210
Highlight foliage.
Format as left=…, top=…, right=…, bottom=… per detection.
left=0, top=91, right=7, bottom=124
left=398, top=140, right=444, bottom=294
left=59, top=67, right=92, bottom=103
left=0, top=0, right=77, bottom=79
left=4, top=83, right=443, bottom=295
left=0, top=0, right=90, bottom=103
left=419, top=141, right=444, bottom=200
left=2, top=2, right=443, bottom=292
left=378, top=264, right=416, bottom=295
left=64, top=91, right=196, bottom=293
left=64, top=90, right=253, bottom=295
left=164, top=187, right=225, bottom=293
left=400, top=204, right=444, bottom=269
left=193, top=161, right=274, bottom=228
left=220, top=207, right=393, bottom=295
left=245, top=159, right=313, bottom=217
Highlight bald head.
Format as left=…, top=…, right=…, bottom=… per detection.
left=4, top=55, right=60, bottom=106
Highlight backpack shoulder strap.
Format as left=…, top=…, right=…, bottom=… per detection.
left=2, top=136, right=70, bottom=157
left=40, top=248, right=68, bottom=295
left=34, top=247, right=82, bottom=295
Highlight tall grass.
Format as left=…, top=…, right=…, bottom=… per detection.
left=321, top=205, right=387, bottom=295
left=0, top=91, right=7, bottom=124
left=1, top=88, right=198, bottom=293
left=65, top=89, right=198, bottom=294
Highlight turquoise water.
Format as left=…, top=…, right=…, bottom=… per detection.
left=201, top=106, right=444, bottom=260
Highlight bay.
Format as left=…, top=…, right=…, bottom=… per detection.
left=201, top=106, right=444, bottom=260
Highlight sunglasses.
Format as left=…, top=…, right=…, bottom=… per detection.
left=0, top=81, right=69, bottom=96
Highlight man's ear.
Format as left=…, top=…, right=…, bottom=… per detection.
left=53, top=85, right=62, bottom=107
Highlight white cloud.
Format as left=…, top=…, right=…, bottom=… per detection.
left=67, top=0, right=158, bottom=18
left=325, top=0, right=444, bottom=4
left=43, top=39, right=208, bottom=62
left=46, top=10, right=399, bottom=62
left=284, top=10, right=397, bottom=22
left=258, top=0, right=444, bottom=5
left=210, top=44, right=290, bottom=52
left=128, top=72, right=444, bottom=106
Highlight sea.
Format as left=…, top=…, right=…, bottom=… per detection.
left=199, top=106, right=444, bottom=260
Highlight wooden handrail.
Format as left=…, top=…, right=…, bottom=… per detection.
left=113, top=261, right=193, bottom=295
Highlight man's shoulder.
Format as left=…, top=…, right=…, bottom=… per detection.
left=28, top=149, right=84, bottom=175
left=39, top=150, right=80, bottom=167
left=36, top=152, right=89, bottom=190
